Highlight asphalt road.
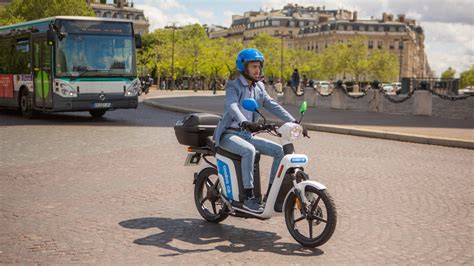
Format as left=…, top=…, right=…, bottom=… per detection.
left=1, top=92, right=473, bottom=264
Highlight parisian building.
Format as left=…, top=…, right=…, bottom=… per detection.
left=86, top=0, right=149, bottom=35
left=209, top=4, right=432, bottom=80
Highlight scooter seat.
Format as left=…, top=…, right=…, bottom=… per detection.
left=216, top=147, right=260, bottom=161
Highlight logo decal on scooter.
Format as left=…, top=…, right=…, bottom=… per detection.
left=217, top=159, right=233, bottom=200
left=290, top=157, right=307, bottom=163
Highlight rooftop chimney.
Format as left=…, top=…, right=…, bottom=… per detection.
left=353, top=11, right=358, bottom=21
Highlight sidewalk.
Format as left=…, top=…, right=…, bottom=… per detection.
left=143, top=90, right=474, bottom=149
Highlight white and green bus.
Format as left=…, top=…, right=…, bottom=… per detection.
left=0, top=16, right=142, bottom=118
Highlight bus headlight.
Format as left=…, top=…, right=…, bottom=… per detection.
left=125, top=80, right=140, bottom=97
left=59, top=83, right=78, bottom=98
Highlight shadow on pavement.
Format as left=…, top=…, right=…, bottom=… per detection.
left=119, top=217, right=323, bottom=257
left=0, top=103, right=180, bottom=128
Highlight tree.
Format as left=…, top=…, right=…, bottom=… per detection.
left=319, top=43, right=346, bottom=80
left=1, top=0, right=94, bottom=26
left=460, top=65, right=474, bottom=88
left=368, top=50, right=399, bottom=82
left=441, top=67, right=456, bottom=79
left=343, top=36, right=369, bottom=82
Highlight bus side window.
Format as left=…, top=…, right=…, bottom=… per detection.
left=0, top=39, right=12, bottom=74
left=14, top=39, right=30, bottom=74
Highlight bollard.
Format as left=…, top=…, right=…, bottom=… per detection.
left=331, top=85, right=347, bottom=109
left=304, top=86, right=317, bottom=107
left=283, top=85, right=296, bottom=105
left=368, top=88, right=383, bottom=112
left=413, top=90, right=432, bottom=116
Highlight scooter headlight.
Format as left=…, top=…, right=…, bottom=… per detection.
left=290, top=125, right=303, bottom=139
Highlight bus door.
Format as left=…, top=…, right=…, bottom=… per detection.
left=32, top=36, right=53, bottom=110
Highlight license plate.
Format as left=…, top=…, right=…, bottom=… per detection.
left=92, top=102, right=111, bottom=108
left=184, top=153, right=201, bottom=166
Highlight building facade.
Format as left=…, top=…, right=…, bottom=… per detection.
left=210, top=4, right=431, bottom=80
left=86, top=0, right=149, bottom=35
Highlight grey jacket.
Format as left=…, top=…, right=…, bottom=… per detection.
left=213, top=77, right=295, bottom=147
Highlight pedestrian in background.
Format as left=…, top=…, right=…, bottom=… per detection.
left=291, top=69, right=300, bottom=89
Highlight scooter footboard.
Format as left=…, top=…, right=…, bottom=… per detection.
left=274, top=173, right=293, bottom=213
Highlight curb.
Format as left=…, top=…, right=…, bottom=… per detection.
left=144, top=99, right=474, bottom=150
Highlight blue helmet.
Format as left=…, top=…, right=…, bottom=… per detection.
left=236, top=48, right=265, bottom=73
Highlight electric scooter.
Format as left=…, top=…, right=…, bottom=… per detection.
left=174, top=99, right=337, bottom=247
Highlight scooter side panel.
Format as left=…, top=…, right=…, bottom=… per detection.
left=216, top=154, right=240, bottom=202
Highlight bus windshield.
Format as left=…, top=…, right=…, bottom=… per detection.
left=56, top=34, right=136, bottom=78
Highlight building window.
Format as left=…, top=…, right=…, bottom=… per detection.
left=368, top=26, right=374, bottom=32
left=377, top=41, right=383, bottom=49
left=271, top=20, right=280, bottom=26
left=399, top=26, right=405, bottom=32
left=289, top=21, right=295, bottom=27
left=299, top=21, right=305, bottom=27
left=368, top=40, right=373, bottom=49
left=390, top=41, right=395, bottom=49
left=95, top=11, right=101, bottom=16
left=359, top=25, right=365, bottom=31
left=347, top=25, right=353, bottom=31
left=378, top=26, right=384, bottom=32
left=389, top=26, right=395, bottom=32
left=338, top=25, right=344, bottom=31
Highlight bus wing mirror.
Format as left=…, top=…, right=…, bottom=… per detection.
left=134, top=33, right=142, bottom=49
left=47, top=29, right=56, bottom=46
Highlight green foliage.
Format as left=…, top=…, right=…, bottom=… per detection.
left=460, top=65, right=474, bottom=88
left=369, top=50, right=399, bottom=82
left=0, top=0, right=94, bottom=26
left=137, top=28, right=401, bottom=84
left=441, top=67, right=456, bottom=79
left=343, top=36, right=369, bottom=81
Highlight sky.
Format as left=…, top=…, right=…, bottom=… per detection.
left=133, top=0, right=474, bottom=77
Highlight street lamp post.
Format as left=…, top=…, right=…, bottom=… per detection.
left=165, top=23, right=180, bottom=90
left=397, top=37, right=410, bottom=82
left=280, top=34, right=289, bottom=81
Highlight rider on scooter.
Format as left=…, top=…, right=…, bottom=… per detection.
left=213, top=48, right=297, bottom=212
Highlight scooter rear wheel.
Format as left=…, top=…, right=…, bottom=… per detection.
left=194, top=167, right=229, bottom=223
left=284, top=186, right=337, bottom=247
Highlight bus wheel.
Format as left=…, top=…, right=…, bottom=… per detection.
left=89, top=110, right=106, bottom=118
left=20, top=89, right=37, bottom=119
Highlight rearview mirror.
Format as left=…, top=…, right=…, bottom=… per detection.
left=46, top=29, right=56, bottom=46
left=242, top=98, right=259, bottom=112
left=134, top=34, right=142, bottom=48
left=299, top=101, right=307, bottom=114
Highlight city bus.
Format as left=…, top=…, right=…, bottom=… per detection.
left=0, top=16, right=142, bottom=118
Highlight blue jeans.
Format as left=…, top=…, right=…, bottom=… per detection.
left=219, top=131, right=284, bottom=189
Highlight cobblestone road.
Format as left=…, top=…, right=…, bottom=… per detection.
left=1, top=93, right=473, bottom=264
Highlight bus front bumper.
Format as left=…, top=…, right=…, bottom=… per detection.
left=52, top=93, right=138, bottom=112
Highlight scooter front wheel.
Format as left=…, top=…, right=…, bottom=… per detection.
left=194, top=167, right=229, bottom=223
left=284, top=186, right=337, bottom=247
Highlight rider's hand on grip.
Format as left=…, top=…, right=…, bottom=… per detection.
left=240, top=121, right=261, bottom=132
